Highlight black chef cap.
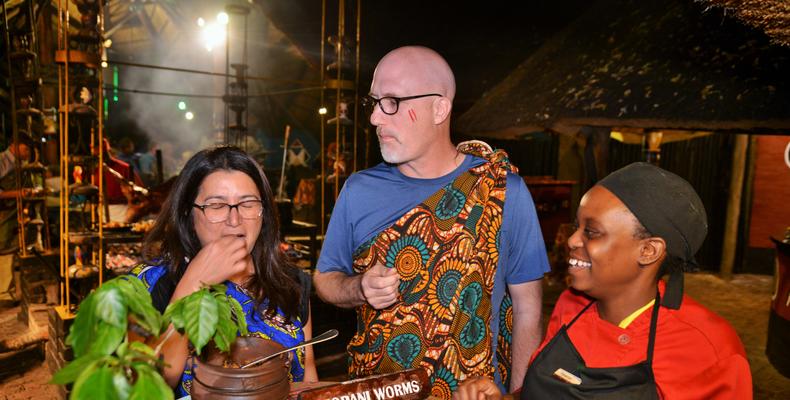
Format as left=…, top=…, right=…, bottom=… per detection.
left=598, top=162, right=708, bottom=309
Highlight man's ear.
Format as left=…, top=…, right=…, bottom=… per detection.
left=638, top=237, right=666, bottom=267
left=432, top=97, right=452, bottom=125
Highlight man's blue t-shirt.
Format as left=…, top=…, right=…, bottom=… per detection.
left=317, top=154, right=550, bottom=387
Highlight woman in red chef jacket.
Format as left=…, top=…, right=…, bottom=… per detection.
left=455, top=162, right=752, bottom=400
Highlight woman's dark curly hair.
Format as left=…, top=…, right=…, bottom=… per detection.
left=142, top=146, right=300, bottom=321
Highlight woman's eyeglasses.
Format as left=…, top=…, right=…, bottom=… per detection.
left=193, top=200, right=264, bottom=223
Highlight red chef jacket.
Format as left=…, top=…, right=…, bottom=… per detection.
left=532, top=281, right=752, bottom=399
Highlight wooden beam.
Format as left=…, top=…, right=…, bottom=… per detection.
left=136, top=7, right=159, bottom=41
left=720, top=134, right=749, bottom=279
left=459, top=118, right=790, bottom=139
left=157, top=1, right=187, bottom=30
left=104, top=11, right=137, bottom=38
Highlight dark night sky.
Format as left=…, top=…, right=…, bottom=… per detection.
left=260, top=0, right=595, bottom=115
left=102, top=0, right=597, bottom=151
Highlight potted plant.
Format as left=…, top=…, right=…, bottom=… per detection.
left=51, top=275, right=287, bottom=400
left=50, top=275, right=171, bottom=399
left=163, top=282, right=291, bottom=400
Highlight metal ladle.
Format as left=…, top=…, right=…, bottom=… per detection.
left=240, top=329, right=339, bottom=369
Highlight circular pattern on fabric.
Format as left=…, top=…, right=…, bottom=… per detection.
left=385, top=235, right=429, bottom=279
left=459, top=282, right=483, bottom=314
left=460, top=316, right=486, bottom=348
left=431, top=367, right=458, bottom=397
left=395, top=248, right=423, bottom=280
left=498, top=362, right=509, bottom=389
left=367, top=332, right=384, bottom=353
left=435, top=187, right=466, bottom=220
left=399, top=273, right=425, bottom=305
left=436, top=270, right=462, bottom=308
left=430, top=380, right=452, bottom=400
left=483, top=228, right=502, bottom=256
left=386, top=333, right=421, bottom=368
left=464, top=204, right=484, bottom=234
left=427, top=258, right=466, bottom=320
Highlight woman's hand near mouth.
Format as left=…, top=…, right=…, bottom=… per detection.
left=172, top=235, right=251, bottom=301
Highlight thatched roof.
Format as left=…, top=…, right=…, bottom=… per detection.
left=456, top=0, right=790, bottom=138
left=697, top=0, right=790, bottom=47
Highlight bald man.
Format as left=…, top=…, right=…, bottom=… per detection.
left=314, top=46, right=549, bottom=398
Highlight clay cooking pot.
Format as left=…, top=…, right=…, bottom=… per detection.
left=191, top=336, right=290, bottom=400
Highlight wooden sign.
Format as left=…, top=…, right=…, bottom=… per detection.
left=297, top=368, right=430, bottom=400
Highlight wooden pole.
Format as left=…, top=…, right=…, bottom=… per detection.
left=277, top=125, right=291, bottom=200
left=334, top=0, right=345, bottom=201
left=353, top=0, right=360, bottom=172
left=319, top=0, right=326, bottom=234
left=720, top=134, right=749, bottom=280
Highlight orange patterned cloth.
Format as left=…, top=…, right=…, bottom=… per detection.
left=348, top=141, right=517, bottom=399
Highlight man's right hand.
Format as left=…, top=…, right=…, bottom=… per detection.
left=360, top=262, right=400, bottom=309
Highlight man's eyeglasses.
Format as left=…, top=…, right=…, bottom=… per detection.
left=361, top=93, right=442, bottom=115
left=193, top=200, right=264, bottom=223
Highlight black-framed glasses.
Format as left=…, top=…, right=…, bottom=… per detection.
left=361, top=93, right=442, bottom=115
left=193, top=200, right=264, bottom=223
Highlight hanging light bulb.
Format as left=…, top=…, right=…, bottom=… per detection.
left=201, top=22, right=226, bottom=51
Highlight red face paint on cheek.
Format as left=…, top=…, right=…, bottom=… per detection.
left=408, top=109, right=417, bottom=123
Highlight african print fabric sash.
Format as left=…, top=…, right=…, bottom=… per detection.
left=349, top=140, right=517, bottom=399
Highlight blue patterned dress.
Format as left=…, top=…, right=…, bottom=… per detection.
left=131, top=263, right=306, bottom=398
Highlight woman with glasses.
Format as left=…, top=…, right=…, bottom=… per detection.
left=131, top=146, right=317, bottom=397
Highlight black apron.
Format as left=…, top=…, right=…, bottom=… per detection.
left=522, top=292, right=661, bottom=399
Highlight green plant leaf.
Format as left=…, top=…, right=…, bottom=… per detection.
left=94, top=286, right=128, bottom=329
left=211, top=294, right=235, bottom=353
left=119, top=274, right=150, bottom=295
left=67, top=291, right=97, bottom=358
left=130, top=363, right=174, bottom=400
left=128, top=341, right=156, bottom=358
left=71, top=365, right=120, bottom=400
left=228, top=296, right=249, bottom=336
left=50, top=353, right=104, bottom=385
left=183, top=289, right=219, bottom=355
left=163, top=300, right=185, bottom=331
left=116, top=277, right=162, bottom=336
left=212, top=327, right=230, bottom=354
left=129, top=346, right=163, bottom=369
left=115, top=340, right=129, bottom=358
left=66, top=360, right=98, bottom=398
left=210, top=283, right=227, bottom=294
left=68, top=276, right=159, bottom=358
left=111, top=367, right=133, bottom=399
left=127, top=301, right=162, bottom=337
left=89, top=322, right=126, bottom=356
